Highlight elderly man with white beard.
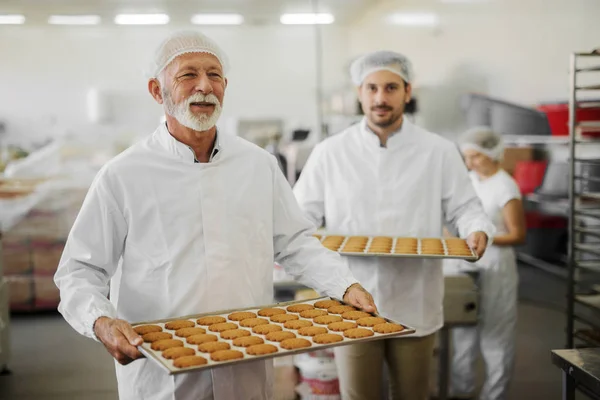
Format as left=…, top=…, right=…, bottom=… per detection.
left=54, top=30, right=377, bottom=400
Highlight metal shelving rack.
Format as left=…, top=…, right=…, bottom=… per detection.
left=566, top=51, right=600, bottom=349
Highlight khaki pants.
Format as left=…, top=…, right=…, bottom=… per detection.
left=334, top=334, right=436, bottom=400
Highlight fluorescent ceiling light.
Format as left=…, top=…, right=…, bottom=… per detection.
left=280, top=13, right=334, bottom=25
left=48, top=15, right=101, bottom=25
left=388, top=13, right=439, bottom=26
left=114, top=13, right=169, bottom=25
left=0, top=14, right=25, bottom=25
left=191, top=13, right=244, bottom=25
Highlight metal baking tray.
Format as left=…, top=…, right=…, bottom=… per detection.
left=315, top=235, right=478, bottom=261
left=133, top=297, right=415, bottom=375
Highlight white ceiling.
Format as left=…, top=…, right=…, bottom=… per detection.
left=0, top=0, right=383, bottom=25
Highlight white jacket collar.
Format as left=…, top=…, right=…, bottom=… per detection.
left=156, top=123, right=221, bottom=163
left=359, top=117, right=413, bottom=149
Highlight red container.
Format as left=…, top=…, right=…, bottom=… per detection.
left=513, top=161, right=547, bottom=194
left=524, top=211, right=567, bottom=229
left=537, top=103, right=600, bottom=136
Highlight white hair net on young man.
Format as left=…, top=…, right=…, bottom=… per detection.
left=147, top=30, right=230, bottom=79
left=350, top=50, right=414, bottom=86
left=459, top=126, right=505, bottom=161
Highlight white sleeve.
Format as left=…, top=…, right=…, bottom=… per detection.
left=497, top=176, right=522, bottom=208
left=441, top=144, right=496, bottom=240
left=292, top=143, right=326, bottom=229
left=272, top=157, right=358, bottom=299
left=54, top=168, right=127, bottom=341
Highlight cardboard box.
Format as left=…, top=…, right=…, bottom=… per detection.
left=1, top=238, right=31, bottom=276
left=443, top=274, right=478, bottom=324
left=6, top=276, right=33, bottom=308
left=501, top=147, right=536, bottom=176
left=31, top=239, right=64, bottom=276
left=34, top=276, right=60, bottom=309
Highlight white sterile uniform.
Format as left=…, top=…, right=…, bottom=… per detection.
left=449, top=169, right=521, bottom=400
left=54, top=123, right=358, bottom=400
left=293, top=118, right=494, bottom=337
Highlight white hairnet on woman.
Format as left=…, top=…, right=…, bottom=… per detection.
left=350, top=50, right=413, bottom=86
left=446, top=126, right=526, bottom=400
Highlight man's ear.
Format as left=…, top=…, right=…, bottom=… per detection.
left=148, top=79, right=164, bottom=104
left=405, top=82, right=412, bottom=104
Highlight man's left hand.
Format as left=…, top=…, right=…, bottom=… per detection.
left=343, top=283, right=378, bottom=314
left=467, top=231, right=488, bottom=259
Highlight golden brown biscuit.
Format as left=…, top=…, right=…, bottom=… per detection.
left=266, top=331, right=296, bottom=342
left=284, top=320, right=313, bottom=330
left=328, top=321, right=358, bottom=332
left=173, top=355, right=208, bottom=368
left=187, top=333, right=219, bottom=345
left=280, top=338, right=312, bottom=350
left=271, top=314, right=299, bottom=323
left=314, top=315, right=343, bottom=325
left=300, top=309, right=328, bottom=319
left=228, top=311, right=257, bottom=321
left=313, top=333, right=344, bottom=344
left=151, top=339, right=184, bottom=351
left=221, top=329, right=251, bottom=340
left=344, top=328, right=375, bottom=339
left=196, top=316, right=227, bottom=326
left=175, top=327, right=207, bottom=338
left=233, top=336, right=264, bottom=347
left=143, top=332, right=173, bottom=343
left=327, top=305, right=356, bottom=314
left=298, top=326, right=328, bottom=337
left=198, top=341, right=231, bottom=353
left=165, top=320, right=195, bottom=330
left=257, top=308, right=286, bottom=317
left=239, top=318, right=270, bottom=328
left=341, top=311, right=372, bottom=321
left=162, top=347, right=195, bottom=360
left=314, top=300, right=341, bottom=309
left=421, top=249, right=445, bottom=255
left=356, top=317, right=387, bottom=327
left=246, top=343, right=278, bottom=355
left=373, top=323, right=405, bottom=334
left=253, top=324, right=283, bottom=335
left=209, top=322, right=238, bottom=332
left=211, top=349, right=244, bottom=362
left=286, top=304, right=315, bottom=313
left=134, top=325, right=162, bottom=335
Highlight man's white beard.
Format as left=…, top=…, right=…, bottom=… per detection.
left=163, top=90, right=222, bottom=132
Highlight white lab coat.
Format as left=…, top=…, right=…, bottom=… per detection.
left=54, top=123, right=358, bottom=400
left=293, top=118, right=494, bottom=336
left=448, top=169, right=521, bottom=400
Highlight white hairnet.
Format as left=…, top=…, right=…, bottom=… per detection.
left=459, top=126, right=505, bottom=161
left=350, top=50, right=413, bottom=86
left=148, top=30, right=230, bottom=79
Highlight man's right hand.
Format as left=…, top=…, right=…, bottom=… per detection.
left=94, top=316, right=144, bottom=365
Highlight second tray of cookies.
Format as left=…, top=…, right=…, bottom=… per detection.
left=315, top=235, right=478, bottom=261
left=133, top=297, right=415, bottom=375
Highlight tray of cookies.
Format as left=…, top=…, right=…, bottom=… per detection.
left=132, top=297, right=415, bottom=375
left=314, top=234, right=477, bottom=261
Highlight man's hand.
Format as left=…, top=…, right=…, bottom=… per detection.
left=467, top=231, right=489, bottom=259
left=94, top=317, right=144, bottom=365
left=343, top=283, right=378, bottom=314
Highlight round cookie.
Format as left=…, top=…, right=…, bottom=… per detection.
left=314, top=315, right=343, bottom=325
left=257, top=308, right=286, bottom=317
left=233, top=336, right=264, bottom=347
left=328, top=321, right=358, bottom=332
left=344, top=328, right=374, bottom=339
left=271, top=314, right=299, bottom=323
left=284, top=320, right=313, bottom=330
left=327, top=305, right=356, bottom=314
left=228, top=311, right=257, bottom=321
left=266, top=331, right=296, bottom=342
left=239, top=318, right=270, bottom=328
left=253, top=324, right=283, bottom=335
left=175, top=327, right=207, bottom=338
left=246, top=343, right=278, bottom=355
left=314, top=300, right=341, bottom=309
left=187, top=333, right=218, bottom=345
left=209, top=322, right=238, bottom=332
left=341, top=311, right=372, bottom=321
left=211, top=349, right=244, bottom=362
left=198, top=341, right=231, bottom=353
left=221, top=329, right=251, bottom=340
left=286, top=304, right=315, bottom=313
left=196, top=316, right=226, bottom=326
left=143, top=332, right=173, bottom=343
left=300, top=309, right=328, bottom=319
left=165, top=320, right=195, bottom=330
left=280, top=338, right=312, bottom=350
left=173, top=355, right=208, bottom=368
left=162, top=347, right=195, bottom=360
left=373, top=323, right=405, bottom=334
left=298, top=326, right=328, bottom=337
left=151, top=339, right=184, bottom=351
left=356, top=317, right=387, bottom=327
left=313, top=333, right=344, bottom=344
left=134, top=325, right=162, bottom=335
